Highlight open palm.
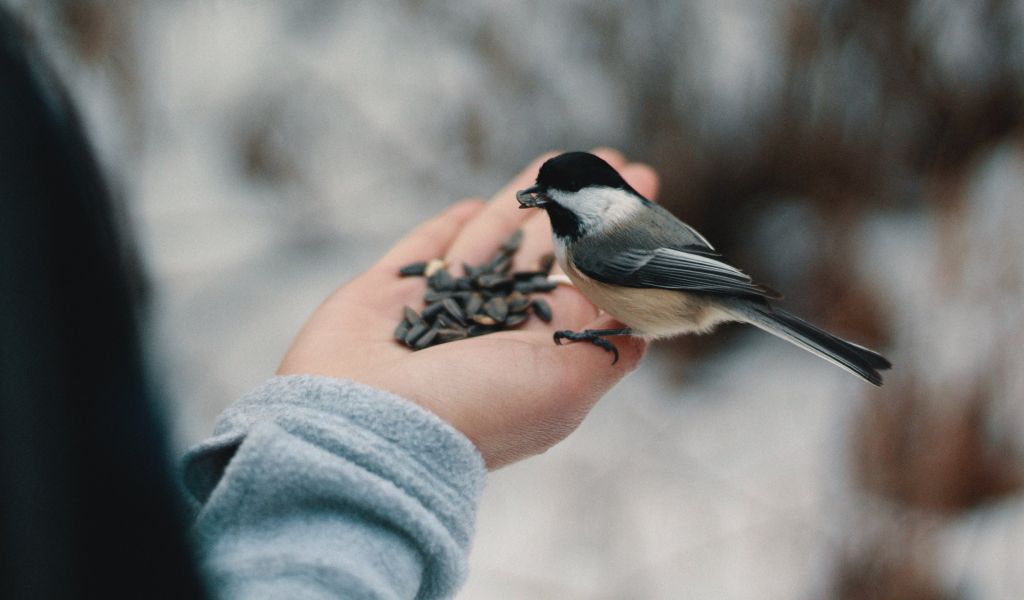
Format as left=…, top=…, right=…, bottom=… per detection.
left=278, top=149, right=660, bottom=468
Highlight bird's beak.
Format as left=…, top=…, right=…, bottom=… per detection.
left=516, top=185, right=548, bottom=209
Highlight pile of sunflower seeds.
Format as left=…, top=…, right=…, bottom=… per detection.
left=394, top=230, right=556, bottom=350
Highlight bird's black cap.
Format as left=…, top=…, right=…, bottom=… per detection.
left=535, top=151, right=638, bottom=194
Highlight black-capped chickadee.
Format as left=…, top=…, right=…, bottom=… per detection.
left=516, top=151, right=892, bottom=385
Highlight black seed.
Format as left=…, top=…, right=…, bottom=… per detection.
left=403, top=306, right=425, bottom=327
left=505, top=313, right=528, bottom=327
left=423, top=290, right=455, bottom=303
left=465, top=292, right=484, bottom=316
left=472, top=314, right=498, bottom=326
left=422, top=301, right=446, bottom=320
left=399, top=261, right=427, bottom=277
left=413, top=325, right=439, bottom=349
left=404, top=322, right=427, bottom=345
left=514, top=270, right=547, bottom=281
left=477, top=274, right=513, bottom=289
left=429, top=268, right=456, bottom=291
left=532, top=298, right=552, bottom=322
left=488, top=254, right=511, bottom=275
left=484, top=297, right=508, bottom=322
left=529, top=276, right=557, bottom=292
left=442, top=298, right=467, bottom=325
left=501, top=229, right=523, bottom=254
left=394, top=229, right=557, bottom=342
left=506, top=292, right=530, bottom=313
left=436, top=327, right=468, bottom=343
left=539, top=253, right=556, bottom=275
left=394, top=320, right=410, bottom=343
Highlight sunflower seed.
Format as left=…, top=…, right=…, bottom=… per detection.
left=477, top=273, right=513, bottom=289
left=468, top=324, right=497, bottom=336
left=421, top=301, right=446, bottom=320
left=504, top=313, right=528, bottom=327
left=394, top=320, right=410, bottom=343
left=442, top=297, right=467, bottom=325
left=428, top=268, right=456, bottom=291
left=488, top=254, right=511, bottom=275
left=539, top=253, right=556, bottom=275
left=514, top=270, right=547, bottom=281
left=393, top=227, right=558, bottom=349
left=404, top=322, right=428, bottom=345
left=528, top=276, right=557, bottom=292
left=423, top=290, right=455, bottom=303
left=464, top=292, right=484, bottom=316
left=399, top=261, right=428, bottom=277
left=472, top=314, right=498, bottom=326
left=501, top=229, right=523, bottom=254
left=484, top=297, right=508, bottom=322
left=506, top=292, right=530, bottom=313
left=403, top=306, right=425, bottom=327
left=413, top=325, right=439, bottom=349
left=436, top=327, right=468, bottom=343
left=532, top=298, right=552, bottom=322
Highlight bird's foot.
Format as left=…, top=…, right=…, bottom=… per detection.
left=553, top=328, right=632, bottom=365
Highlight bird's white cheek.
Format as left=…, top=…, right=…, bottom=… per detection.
left=548, top=187, right=643, bottom=232
left=552, top=239, right=571, bottom=272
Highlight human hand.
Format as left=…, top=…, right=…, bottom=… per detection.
left=277, top=149, right=660, bottom=468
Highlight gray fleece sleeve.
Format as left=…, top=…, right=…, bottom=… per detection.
left=181, top=375, right=487, bottom=600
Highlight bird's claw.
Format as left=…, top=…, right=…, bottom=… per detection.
left=553, top=329, right=620, bottom=365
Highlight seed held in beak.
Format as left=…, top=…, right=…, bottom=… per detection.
left=516, top=185, right=547, bottom=209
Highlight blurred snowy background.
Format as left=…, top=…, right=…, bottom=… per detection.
left=6, top=0, right=1024, bottom=597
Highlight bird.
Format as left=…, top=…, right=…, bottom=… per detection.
left=516, top=151, right=892, bottom=385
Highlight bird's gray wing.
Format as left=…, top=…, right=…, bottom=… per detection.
left=645, top=203, right=716, bottom=251
left=576, top=246, right=779, bottom=298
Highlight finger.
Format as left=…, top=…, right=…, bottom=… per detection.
left=620, top=162, right=660, bottom=201
left=516, top=285, right=600, bottom=334
left=589, top=146, right=628, bottom=169
left=375, top=199, right=486, bottom=272
left=512, top=211, right=557, bottom=272
left=444, top=152, right=559, bottom=269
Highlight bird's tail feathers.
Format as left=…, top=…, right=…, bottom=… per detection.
left=728, top=301, right=892, bottom=386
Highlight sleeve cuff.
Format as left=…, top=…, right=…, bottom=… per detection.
left=182, top=374, right=487, bottom=596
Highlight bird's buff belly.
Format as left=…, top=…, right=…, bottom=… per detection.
left=563, top=261, right=734, bottom=340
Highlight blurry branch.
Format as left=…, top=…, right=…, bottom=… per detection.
left=854, top=376, right=1024, bottom=514
left=831, top=523, right=952, bottom=600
